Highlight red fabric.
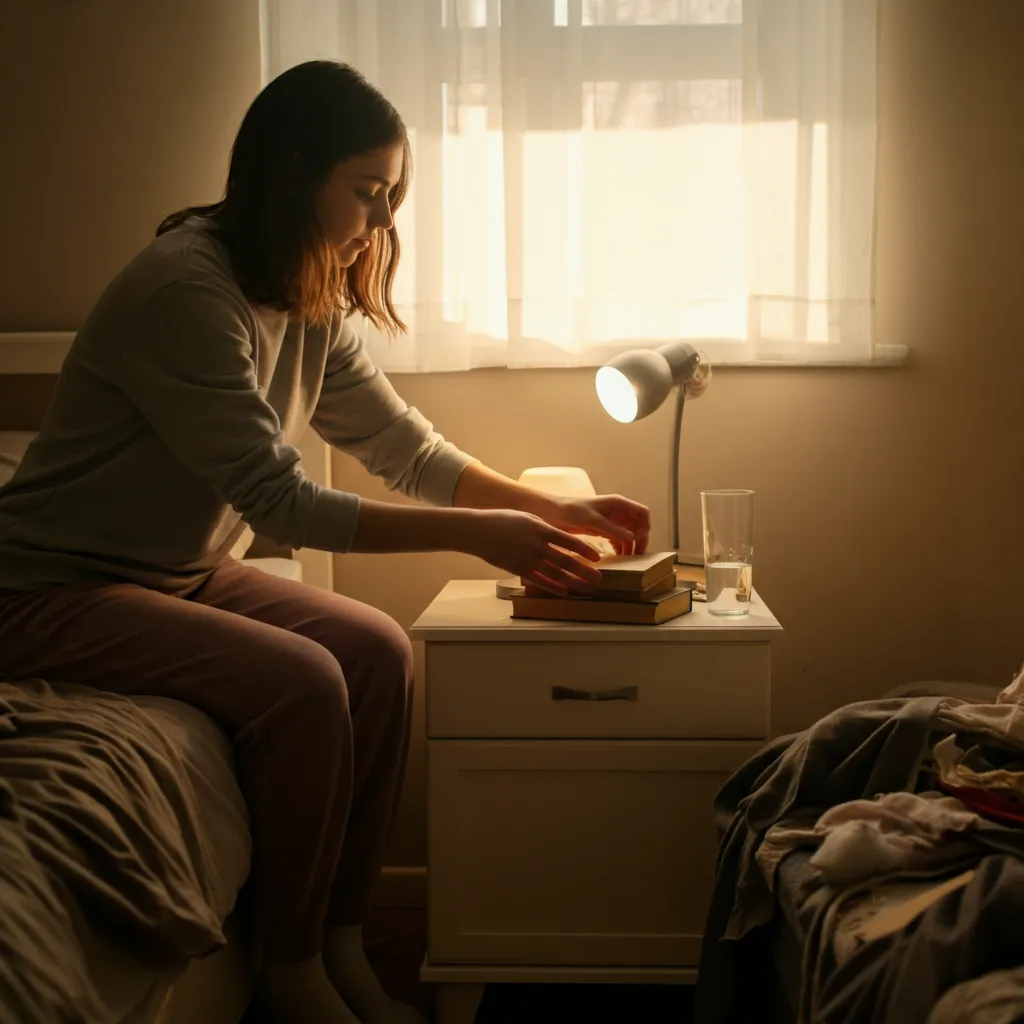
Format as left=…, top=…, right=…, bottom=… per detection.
left=936, top=778, right=1024, bottom=827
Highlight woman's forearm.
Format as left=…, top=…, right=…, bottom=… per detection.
left=451, top=462, right=557, bottom=518
left=349, top=497, right=488, bottom=554
left=349, top=462, right=567, bottom=556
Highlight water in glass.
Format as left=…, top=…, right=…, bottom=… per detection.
left=706, top=560, right=752, bottom=616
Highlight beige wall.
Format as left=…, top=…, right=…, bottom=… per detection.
left=1, top=1, right=1021, bottom=868
left=0, top=0, right=262, bottom=329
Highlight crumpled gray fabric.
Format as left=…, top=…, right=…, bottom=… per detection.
left=0, top=780, right=105, bottom=1024
left=817, top=856, right=1024, bottom=1024
left=695, top=697, right=946, bottom=1024
left=695, top=696, right=1024, bottom=1024
left=0, top=679, right=227, bottom=1023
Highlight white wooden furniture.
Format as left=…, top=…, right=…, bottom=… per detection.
left=410, top=579, right=782, bottom=1024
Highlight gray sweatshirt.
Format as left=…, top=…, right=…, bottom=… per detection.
left=0, top=219, right=476, bottom=592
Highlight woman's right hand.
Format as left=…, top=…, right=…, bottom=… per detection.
left=465, top=509, right=603, bottom=595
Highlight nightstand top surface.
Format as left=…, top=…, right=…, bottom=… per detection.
left=410, top=579, right=782, bottom=643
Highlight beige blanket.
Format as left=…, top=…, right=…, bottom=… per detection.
left=0, top=680, right=228, bottom=1023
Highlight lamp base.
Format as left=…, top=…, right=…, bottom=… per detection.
left=673, top=557, right=707, bottom=600
left=495, top=577, right=522, bottom=600
left=674, top=551, right=704, bottom=568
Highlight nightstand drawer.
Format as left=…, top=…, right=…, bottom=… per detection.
left=426, top=641, right=769, bottom=739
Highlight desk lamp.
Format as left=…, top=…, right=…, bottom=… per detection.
left=595, top=342, right=711, bottom=564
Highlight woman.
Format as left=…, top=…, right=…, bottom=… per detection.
left=0, top=62, right=650, bottom=1024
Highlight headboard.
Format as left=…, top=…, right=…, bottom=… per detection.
left=0, top=332, right=335, bottom=592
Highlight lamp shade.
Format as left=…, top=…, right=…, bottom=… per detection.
left=595, top=342, right=702, bottom=423
left=516, top=466, right=597, bottom=499
left=516, top=466, right=613, bottom=555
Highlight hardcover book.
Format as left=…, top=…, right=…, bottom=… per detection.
left=510, top=583, right=694, bottom=625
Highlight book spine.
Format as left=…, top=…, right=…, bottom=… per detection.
left=524, top=577, right=675, bottom=602
left=510, top=599, right=650, bottom=624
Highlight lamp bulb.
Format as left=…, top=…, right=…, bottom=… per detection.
left=596, top=366, right=638, bottom=423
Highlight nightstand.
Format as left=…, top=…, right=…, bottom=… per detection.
left=410, top=579, right=782, bottom=1024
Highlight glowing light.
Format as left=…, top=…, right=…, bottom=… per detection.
left=596, top=366, right=638, bottom=423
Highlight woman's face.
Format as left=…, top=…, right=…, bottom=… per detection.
left=314, top=143, right=404, bottom=266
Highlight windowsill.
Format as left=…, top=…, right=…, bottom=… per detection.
left=0, top=332, right=911, bottom=375
left=711, top=344, right=910, bottom=369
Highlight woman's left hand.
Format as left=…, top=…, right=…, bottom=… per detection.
left=541, top=494, right=651, bottom=556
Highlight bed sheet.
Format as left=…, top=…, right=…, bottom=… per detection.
left=64, top=696, right=251, bottom=1023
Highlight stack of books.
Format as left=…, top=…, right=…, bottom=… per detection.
left=509, top=551, right=693, bottom=625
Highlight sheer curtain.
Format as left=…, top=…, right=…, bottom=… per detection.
left=261, top=0, right=877, bottom=371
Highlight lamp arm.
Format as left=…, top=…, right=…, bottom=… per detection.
left=669, top=383, right=685, bottom=559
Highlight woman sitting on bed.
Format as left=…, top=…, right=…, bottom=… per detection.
left=0, top=61, right=649, bottom=1024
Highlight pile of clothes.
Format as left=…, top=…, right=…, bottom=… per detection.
left=696, top=665, right=1024, bottom=1024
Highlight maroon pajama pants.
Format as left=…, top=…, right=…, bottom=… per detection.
left=0, top=559, right=413, bottom=962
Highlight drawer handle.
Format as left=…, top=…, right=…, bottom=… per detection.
left=551, top=685, right=638, bottom=703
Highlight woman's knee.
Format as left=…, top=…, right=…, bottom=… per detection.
left=333, top=610, right=413, bottom=705
left=274, top=634, right=351, bottom=717
left=367, top=614, right=414, bottom=683
left=229, top=634, right=350, bottom=755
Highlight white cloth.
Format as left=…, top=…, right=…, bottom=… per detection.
left=932, top=734, right=1024, bottom=799
left=262, top=0, right=878, bottom=370
left=808, top=792, right=979, bottom=887
left=928, top=965, right=1024, bottom=1024
left=929, top=670, right=1024, bottom=799
left=999, top=661, right=1024, bottom=706
left=936, top=697, right=1024, bottom=748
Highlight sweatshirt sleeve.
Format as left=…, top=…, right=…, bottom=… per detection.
left=310, top=319, right=477, bottom=506
left=108, top=278, right=362, bottom=553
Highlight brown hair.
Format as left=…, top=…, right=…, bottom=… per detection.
left=158, top=61, right=409, bottom=331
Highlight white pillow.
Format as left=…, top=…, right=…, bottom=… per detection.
left=0, top=432, right=37, bottom=487
left=229, top=526, right=256, bottom=561
left=239, top=556, right=303, bottom=582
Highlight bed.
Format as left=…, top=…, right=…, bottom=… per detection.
left=58, top=696, right=255, bottom=1024
left=0, top=430, right=302, bottom=1024
left=696, top=679, right=1024, bottom=1024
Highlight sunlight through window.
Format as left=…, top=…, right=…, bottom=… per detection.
left=265, top=0, right=876, bottom=368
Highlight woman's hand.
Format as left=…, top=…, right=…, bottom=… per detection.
left=540, top=494, right=651, bottom=556
left=465, top=509, right=603, bottom=594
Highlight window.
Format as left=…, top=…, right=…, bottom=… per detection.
left=262, top=0, right=877, bottom=370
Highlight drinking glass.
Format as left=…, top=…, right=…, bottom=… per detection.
left=701, top=489, right=755, bottom=616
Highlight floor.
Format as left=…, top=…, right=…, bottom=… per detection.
left=362, top=908, right=695, bottom=1024
left=244, top=906, right=694, bottom=1022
